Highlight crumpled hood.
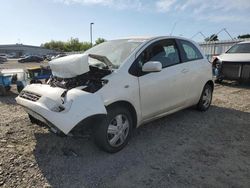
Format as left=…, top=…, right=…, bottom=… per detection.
left=49, top=54, right=90, bottom=78
left=219, top=53, right=250, bottom=62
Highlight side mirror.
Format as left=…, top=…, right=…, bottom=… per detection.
left=142, top=61, right=162, bottom=72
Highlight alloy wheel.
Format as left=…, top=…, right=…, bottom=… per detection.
left=107, top=114, right=130, bottom=147
left=202, top=87, right=212, bottom=108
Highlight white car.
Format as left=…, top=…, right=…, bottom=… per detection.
left=212, top=41, right=250, bottom=82
left=16, top=36, right=213, bottom=153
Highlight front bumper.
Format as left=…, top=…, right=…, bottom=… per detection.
left=16, top=84, right=107, bottom=134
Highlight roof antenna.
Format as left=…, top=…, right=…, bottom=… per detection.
left=170, top=22, right=177, bottom=36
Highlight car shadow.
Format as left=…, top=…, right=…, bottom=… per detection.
left=0, top=90, right=18, bottom=105
left=33, top=105, right=250, bottom=188
left=217, top=80, right=250, bottom=89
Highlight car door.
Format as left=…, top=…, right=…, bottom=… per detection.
left=176, top=39, right=207, bottom=103
left=137, top=39, right=191, bottom=120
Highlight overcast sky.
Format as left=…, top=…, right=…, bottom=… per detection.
left=1, top=0, right=250, bottom=45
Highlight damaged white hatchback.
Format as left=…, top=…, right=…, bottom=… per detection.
left=16, top=36, right=214, bottom=153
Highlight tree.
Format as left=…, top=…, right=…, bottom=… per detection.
left=237, top=34, right=250, bottom=39
left=42, top=40, right=65, bottom=51
left=80, top=42, right=92, bottom=51
left=205, top=34, right=219, bottom=42
left=95, top=38, right=106, bottom=45
left=41, top=38, right=93, bottom=52
left=64, top=38, right=83, bottom=52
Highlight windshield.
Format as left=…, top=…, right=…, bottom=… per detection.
left=84, top=39, right=143, bottom=68
left=227, top=43, right=250, bottom=53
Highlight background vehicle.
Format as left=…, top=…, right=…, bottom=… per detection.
left=0, top=74, right=12, bottom=95
left=0, top=53, right=7, bottom=58
left=50, top=54, right=67, bottom=60
left=0, top=69, right=28, bottom=93
left=0, top=54, right=7, bottom=63
left=18, top=55, right=44, bottom=63
left=212, top=41, right=250, bottom=83
left=0, top=56, right=7, bottom=63
left=16, top=36, right=214, bottom=153
left=7, top=53, right=17, bottom=58
left=27, top=66, right=52, bottom=84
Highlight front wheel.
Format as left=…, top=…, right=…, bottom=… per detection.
left=197, top=84, right=213, bottom=111
left=94, top=106, right=133, bottom=153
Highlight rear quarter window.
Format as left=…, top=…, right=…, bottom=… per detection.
left=179, top=40, right=203, bottom=62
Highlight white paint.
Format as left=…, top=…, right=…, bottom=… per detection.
left=49, top=54, right=89, bottom=78
left=16, top=36, right=213, bottom=135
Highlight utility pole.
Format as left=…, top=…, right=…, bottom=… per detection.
left=90, top=22, right=94, bottom=46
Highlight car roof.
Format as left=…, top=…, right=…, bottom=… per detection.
left=239, top=41, right=250, bottom=44
left=111, top=36, right=193, bottom=43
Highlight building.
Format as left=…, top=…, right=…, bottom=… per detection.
left=0, top=44, right=57, bottom=57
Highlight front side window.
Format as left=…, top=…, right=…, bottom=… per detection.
left=138, top=39, right=180, bottom=68
left=179, top=40, right=203, bottom=61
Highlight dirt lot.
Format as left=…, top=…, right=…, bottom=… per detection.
left=0, top=61, right=250, bottom=188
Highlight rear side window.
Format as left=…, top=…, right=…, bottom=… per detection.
left=179, top=40, right=203, bottom=62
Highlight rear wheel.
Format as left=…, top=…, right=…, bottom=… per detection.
left=197, top=84, right=213, bottom=111
left=94, top=106, right=133, bottom=153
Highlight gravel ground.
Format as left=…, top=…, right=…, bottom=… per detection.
left=0, top=61, right=250, bottom=188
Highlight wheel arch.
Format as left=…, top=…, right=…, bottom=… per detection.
left=206, top=80, right=214, bottom=91
left=106, top=100, right=138, bottom=129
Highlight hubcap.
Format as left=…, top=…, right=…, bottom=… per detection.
left=202, top=87, right=212, bottom=108
left=107, top=114, right=130, bottom=147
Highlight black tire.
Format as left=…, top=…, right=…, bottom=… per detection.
left=17, top=85, right=24, bottom=93
left=94, top=105, right=133, bottom=153
left=0, top=85, right=7, bottom=96
left=197, top=84, right=213, bottom=111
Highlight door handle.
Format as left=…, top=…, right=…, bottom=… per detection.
left=181, top=69, right=189, bottom=73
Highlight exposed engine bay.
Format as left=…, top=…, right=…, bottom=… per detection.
left=47, top=54, right=114, bottom=93
left=49, top=66, right=111, bottom=93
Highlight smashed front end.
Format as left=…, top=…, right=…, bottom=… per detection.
left=212, top=56, right=250, bottom=82
left=16, top=54, right=111, bottom=135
